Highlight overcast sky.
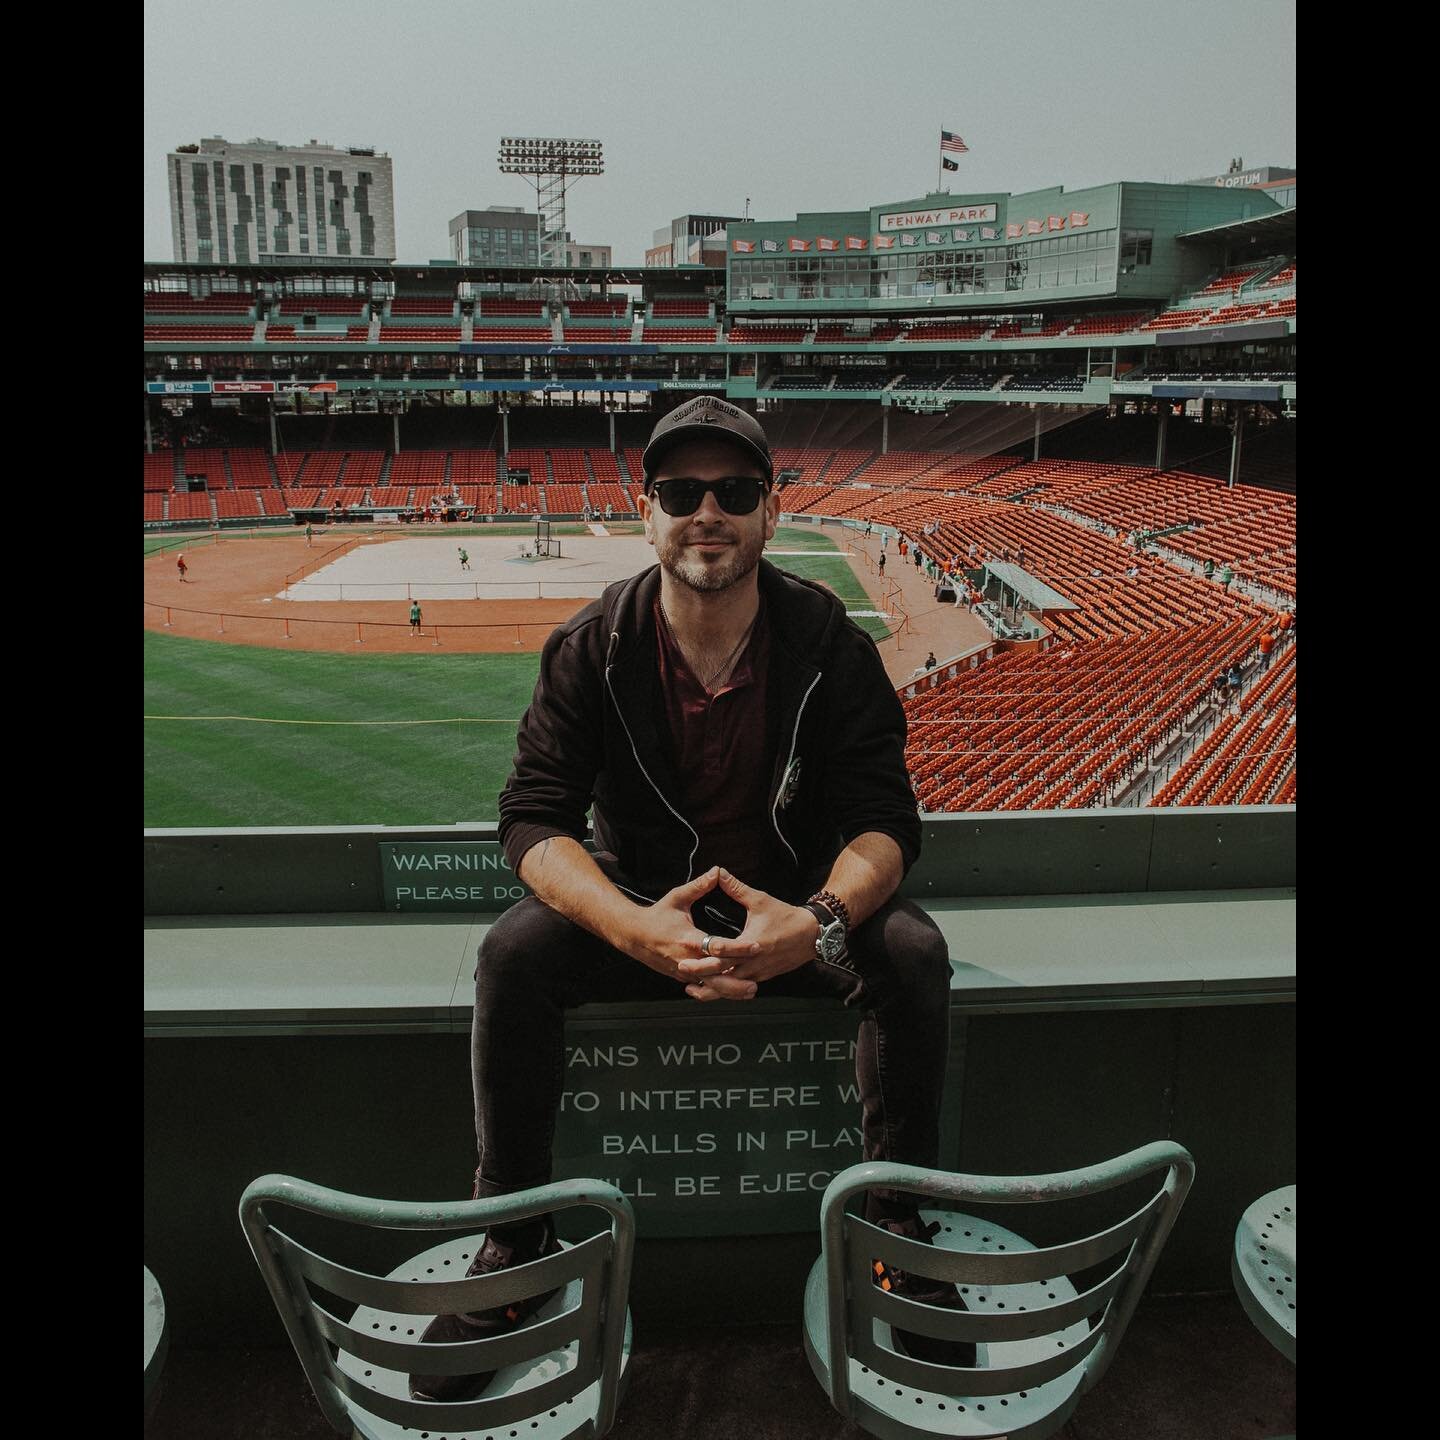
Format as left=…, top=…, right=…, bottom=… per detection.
left=144, top=0, right=1295, bottom=267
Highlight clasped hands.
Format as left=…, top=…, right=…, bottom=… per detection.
left=621, top=866, right=818, bottom=1002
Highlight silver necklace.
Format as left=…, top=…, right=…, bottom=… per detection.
left=661, top=601, right=757, bottom=691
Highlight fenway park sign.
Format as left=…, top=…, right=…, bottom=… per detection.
left=879, top=204, right=998, bottom=230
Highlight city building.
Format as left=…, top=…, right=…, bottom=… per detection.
left=166, top=137, right=395, bottom=264
left=646, top=213, right=742, bottom=267
left=448, top=207, right=541, bottom=266
left=561, top=236, right=612, bottom=268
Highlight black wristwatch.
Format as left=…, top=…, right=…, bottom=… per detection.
left=802, top=901, right=849, bottom=964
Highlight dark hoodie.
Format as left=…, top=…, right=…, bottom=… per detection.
left=498, top=558, right=921, bottom=899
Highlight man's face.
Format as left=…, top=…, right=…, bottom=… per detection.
left=640, top=437, right=779, bottom=595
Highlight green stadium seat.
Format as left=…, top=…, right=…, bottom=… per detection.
left=803, top=1143, right=1194, bottom=1439
left=240, top=1175, right=636, bottom=1439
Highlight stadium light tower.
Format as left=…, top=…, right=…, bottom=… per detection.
left=498, top=136, right=604, bottom=269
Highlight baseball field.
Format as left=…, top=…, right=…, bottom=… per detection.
left=143, top=524, right=889, bottom=827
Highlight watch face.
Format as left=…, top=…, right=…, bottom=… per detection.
left=816, top=925, right=846, bottom=963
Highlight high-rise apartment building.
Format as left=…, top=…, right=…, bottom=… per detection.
left=166, top=136, right=396, bottom=264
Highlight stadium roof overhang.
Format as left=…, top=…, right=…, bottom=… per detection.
left=143, top=260, right=714, bottom=288
left=981, top=562, right=1078, bottom=611
left=1175, top=208, right=1296, bottom=250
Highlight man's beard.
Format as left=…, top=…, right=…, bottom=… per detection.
left=655, top=525, right=765, bottom=593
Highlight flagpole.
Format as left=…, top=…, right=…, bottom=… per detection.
left=937, top=126, right=942, bottom=193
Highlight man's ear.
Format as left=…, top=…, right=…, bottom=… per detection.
left=764, top=487, right=780, bottom=542
left=638, top=487, right=655, bottom=543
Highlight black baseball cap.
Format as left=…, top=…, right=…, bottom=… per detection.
left=641, top=395, right=774, bottom=488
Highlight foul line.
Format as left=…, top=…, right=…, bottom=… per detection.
left=143, top=714, right=516, bottom=727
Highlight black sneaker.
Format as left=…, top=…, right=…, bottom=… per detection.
left=408, top=1217, right=561, bottom=1404
left=871, top=1214, right=979, bottom=1370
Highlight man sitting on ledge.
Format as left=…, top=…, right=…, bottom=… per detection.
left=412, top=395, right=964, bottom=1402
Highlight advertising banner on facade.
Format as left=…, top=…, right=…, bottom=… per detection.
left=212, top=381, right=276, bottom=395
left=146, top=381, right=213, bottom=395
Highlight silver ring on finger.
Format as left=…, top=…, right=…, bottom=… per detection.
left=700, top=934, right=713, bottom=956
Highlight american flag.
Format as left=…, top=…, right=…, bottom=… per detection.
left=940, top=130, right=969, bottom=154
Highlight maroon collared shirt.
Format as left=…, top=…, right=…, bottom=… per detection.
left=654, top=596, right=778, bottom=887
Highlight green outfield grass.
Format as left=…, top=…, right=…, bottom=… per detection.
left=144, top=631, right=541, bottom=827
left=144, top=526, right=885, bottom=827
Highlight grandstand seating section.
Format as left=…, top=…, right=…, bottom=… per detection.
left=451, top=450, right=498, bottom=484
left=727, top=324, right=809, bottom=344
left=504, top=448, right=548, bottom=482
left=650, top=299, right=709, bottom=317
left=266, top=324, right=370, bottom=342
left=145, top=251, right=1295, bottom=813
left=378, top=326, right=461, bottom=342
left=213, top=491, right=267, bottom=518
left=339, top=452, right=386, bottom=489
left=1066, top=312, right=1153, bottom=335
left=168, top=493, right=214, bottom=522
left=546, top=450, right=587, bottom=485
left=588, top=449, right=624, bottom=483
left=144, top=325, right=254, bottom=342
left=145, top=454, right=174, bottom=492
left=568, top=299, right=628, bottom=317
left=832, top=370, right=893, bottom=391
left=279, top=295, right=367, bottom=315
left=390, top=451, right=448, bottom=488
left=227, top=449, right=275, bottom=488
left=648, top=326, right=720, bottom=343
left=369, top=487, right=411, bottom=507
left=771, top=448, right=836, bottom=481
left=587, top=482, right=636, bottom=515
left=1003, top=370, right=1086, bottom=392
left=144, top=293, right=254, bottom=314
left=1195, top=265, right=1266, bottom=298
left=904, top=320, right=990, bottom=341
left=904, top=618, right=1282, bottom=811
left=546, top=484, right=586, bottom=513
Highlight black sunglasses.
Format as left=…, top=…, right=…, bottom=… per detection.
left=648, top=476, right=768, bottom=517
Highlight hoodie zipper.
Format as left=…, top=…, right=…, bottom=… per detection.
left=771, top=671, right=822, bottom=868
left=604, top=629, right=701, bottom=883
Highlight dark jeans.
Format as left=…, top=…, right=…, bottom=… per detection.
left=470, top=859, right=952, bottom=1201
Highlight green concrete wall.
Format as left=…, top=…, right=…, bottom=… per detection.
left=144, top=1000, right=1293, bottom=1344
